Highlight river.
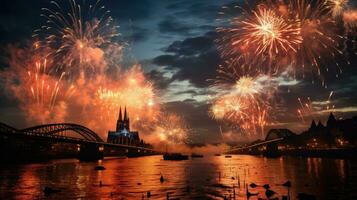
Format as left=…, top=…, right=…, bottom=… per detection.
left=0, top=155, right=356, bottom=199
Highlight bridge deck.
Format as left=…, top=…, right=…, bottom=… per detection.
left=226, top=138, right=284, bottom=153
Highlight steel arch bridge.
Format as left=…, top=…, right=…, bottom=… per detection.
left=21, top=123, right=104, bottom=142
left=0, top=122, right=104, bottom=143
left=0, top=122, right=160, bottom=161
left=225, top=129, right=296, bottom=154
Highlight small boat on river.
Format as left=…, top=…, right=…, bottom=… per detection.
left=163, top=153, right=189, bottom=160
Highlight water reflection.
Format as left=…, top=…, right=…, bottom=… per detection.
left=0, top=155, right=356, bottom=199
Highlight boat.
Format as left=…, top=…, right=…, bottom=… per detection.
left=214, top=154, right=221, bottom=156
left=163, top=153, right=189, bottom=160
left=225, top=155, right=232, bottom=158
left=94, top=166, right=106, bottom=171
left=191, top=153, right=204, bottom=158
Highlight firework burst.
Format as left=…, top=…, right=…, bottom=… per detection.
left=217, top=3, right=302, bottom=74
left=288, top=0, right=345, bottom=79
left=153, top=112, right=191, bottom=145
left=217, top=0, right=349, bottom=81
left=33, top=0, right=123, bottom=76
left=210, top=75, right=275, bottom=138
left=325, top=0, right=349, bottom=18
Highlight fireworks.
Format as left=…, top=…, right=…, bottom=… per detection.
left=326, top=0, right=349, bottom=18
left=289, top=0, right=345, bottom=78
left=297, top=97, right=312, bottom=122
left=217, top=3, right=302, bottom=74
left=297, top=91, right=335, bottom=122
left=33, top=0, right=123, bottom=75
left=1, top=0, right=162, bottom=140
left=2, top=52, right=75, bottom=124
left=93, top=66, right=159, bottom=131
left=210, top=75, right=275, bottom=138
left=343, top=10, right=357, bottom=31
left=154, top=112, right=191, bottom=144
left=27, top=60, right=75, bottom=109
left=217, top=0, right=348, bottom=80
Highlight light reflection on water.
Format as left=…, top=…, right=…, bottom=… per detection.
left=0, top=155, right=356, bottom=199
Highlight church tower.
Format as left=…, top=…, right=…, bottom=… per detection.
left=327, top=112, right=337, bottom=129
left=123, top=106, right=130, bottom=131
left=116, top=107, right=123, bottom=131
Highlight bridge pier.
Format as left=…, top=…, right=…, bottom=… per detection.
left=263, top=143, right=281, bottom=158
left=78, top=144, right=104, bottom=161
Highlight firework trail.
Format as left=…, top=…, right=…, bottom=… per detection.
left=297, top=91, right=335, bottom=122
left=1, top=48, right=75, bottom=124
left=33, top=0, right=123, bottom=76
left=297, top=97, right=312, bottom=122
left=27, top=60, right=75, bottom=109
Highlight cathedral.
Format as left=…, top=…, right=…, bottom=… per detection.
left=107, top=107, right=140, bottom=145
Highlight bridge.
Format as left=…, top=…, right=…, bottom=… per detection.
left=225, top=129, right=296, bottom=157
left=0, top=122, right=160, bottom=161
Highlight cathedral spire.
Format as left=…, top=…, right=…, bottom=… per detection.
left=124, top=106, right=127, bottom=120
left=309, top=120, right=317, bottom=132
left=327, top=112, right=337, bottom=128
left=118, top=106, right=122, bottom=121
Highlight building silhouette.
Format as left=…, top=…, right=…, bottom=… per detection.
left=107, top=107, right=140, bottom=145
left=298, top=112, right=357, bottom=147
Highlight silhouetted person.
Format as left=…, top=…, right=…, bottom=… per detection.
left=160, top=175, right=164, bottom=183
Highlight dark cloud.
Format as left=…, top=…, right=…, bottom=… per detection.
left=145, top=69, right=173, bottom=90
left=165, top=36, right=213, bottom=55
left=166, top=0, right=227, bottom=21
left=106, top=0, right=154, bottom=21
left=158, top=16, right=194, bottom=35
left=0, top=0, right=46, bottom=45
left=122, top=25, right=150, bottom=42
left=152, top=31, right=221, bottom=88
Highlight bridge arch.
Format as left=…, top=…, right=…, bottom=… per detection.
left=0, top=122, right=17, bottom=134
left=21, top=123, right=104, bottom=142
left=265, top=129, right=295, bottom=141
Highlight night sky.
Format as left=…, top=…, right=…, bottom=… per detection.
left=0, top=0, right=357, bottom=143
